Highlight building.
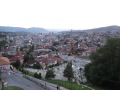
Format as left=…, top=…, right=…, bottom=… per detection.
left=0, top=57, right=10, bottom=70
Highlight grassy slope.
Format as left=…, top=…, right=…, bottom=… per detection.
left=46, top=79, right=94, bottom=90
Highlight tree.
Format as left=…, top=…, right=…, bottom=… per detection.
left=63, top=62, right=74, bottom=81
left=34, top=72, right=42, bottom=79
left=84, top=38, right=120, bottom=89
left=51, top=42, right=60, bottom=56
left=38, top=73, right=42, bottom=79
left=23, top=53, right=34, bottom=63
left=11, top=60, right=21, bottom=69
left=50, top=46, right=59, bottom=56
left=23, top=53, right=30, bottom=63
left=45, top=69, right=55, bottom=79
left=29, top=45, right=34, bottom=53
left=53, top=42, right=59, bottom=46
left=33, top=63, right=42, bottom=69
left=0, top=40, right=7, bottom=51
left=20, top=47, right=23, bottom=51
left=15, top=60, right=21, bottom=69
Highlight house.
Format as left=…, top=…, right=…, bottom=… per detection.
left=36, top=56, right=64, bottom=69
left=36, top=57, right=48, bottom=69
left=9, top=55, right=23, bottom=64
left=26, top=60, right=37, bottom=67
left=9, top=57, right=19, bottom=63
left=0, top=57, right=10, bottom=70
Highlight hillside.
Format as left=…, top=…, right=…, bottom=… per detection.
left=84, top=25, right=120, bottom=33
left=60, top=25, right=120, bottom=33
left=0, top=26, right=48, bottom=33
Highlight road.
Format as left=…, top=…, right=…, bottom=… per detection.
left=24, top=75, right=68, bottom=90
left=0, top=71, right=45, bottom=90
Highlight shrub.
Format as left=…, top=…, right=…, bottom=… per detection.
left=34, top=72, right=42, bottom=79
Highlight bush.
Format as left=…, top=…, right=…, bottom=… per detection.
left=45, top=69, right=55, bottom=79
left=38, top=73, right=42, bottom=79
left=34, top=72, right=41, bottom=79
left=33, top=63, right=42, bottom=69
left=19, top=68, right=29, bottom=75
left=48, top=63, right=61, bottom=68
left=34, top=72, right=38, bottom=78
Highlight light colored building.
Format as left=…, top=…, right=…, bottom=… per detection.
left=0, top=57, right=10, bottom=70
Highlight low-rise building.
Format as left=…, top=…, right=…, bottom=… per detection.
left=0, top=57, right=10, bottom=70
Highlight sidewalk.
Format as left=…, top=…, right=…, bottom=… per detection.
left=24, top=75, right=69, bottom=90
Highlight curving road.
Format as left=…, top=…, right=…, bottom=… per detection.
left=1, top=71, right=45, bottom=90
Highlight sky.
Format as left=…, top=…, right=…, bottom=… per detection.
left=0, top=0, right=120, bottom=30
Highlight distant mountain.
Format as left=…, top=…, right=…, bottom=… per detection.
left=83, top=25, right=120, bottom=33
left=0, top=26, right=48, bottom=33
left=60, top=25, right=120, bottom=33
left=48, top=29, right=68, bottom=32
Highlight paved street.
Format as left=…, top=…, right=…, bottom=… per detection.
left=0, top=71, right=45, bottom=90
left=24, top=75, right=68, bottom=90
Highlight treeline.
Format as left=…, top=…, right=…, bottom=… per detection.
left=84, top=38, right=120, bottom=90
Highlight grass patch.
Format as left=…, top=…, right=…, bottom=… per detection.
left=28, top=71, right=34, bottom=76
left=46, top=79, right=93, bottom=90
left=19, top=68, right=34, bottom=77
left=4, top=86, right=24, bottom=90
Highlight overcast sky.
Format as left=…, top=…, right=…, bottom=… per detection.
left=0, top=0, right=120, bottom=30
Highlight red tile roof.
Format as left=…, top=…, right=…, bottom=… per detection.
left=0, top=57, right=10, bottom=65
left=36, top=56, right=63, bottom=66
left=10, top=56, right=23, bottom=62
left=36, top=57, right=48, bottom=65
left=10, top=57, right=19, bottom=62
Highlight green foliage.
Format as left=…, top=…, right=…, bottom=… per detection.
left=45, top=69, right=55, bottom=79
left=46, top=79, right=93, bottom=90
left=34, top=72, right=41, bottom=79
left=0, top=40, right=7, bottom=46
left=28, top=45, right=34, bottom=53
left=23, top=53, right=29, bottom=63
left=50, top=46, right=59, bottom=56
left=33, top=63, right=42, bottom=69
left=19, top=47, right=23, bottom=51
left=0, top=40, right=7, bottom=51
left=48, top=63, right=60, bottom=68
left=63, top=62, right=74, bottom=81
left=20, top=68, right=41, bottom=79
left=19, top=68, right=33, bottom=76
left=23, top=53, right=34, bottom=63
left=23, top=45, right=35, bottom=64
left=84, top=38, right=120, bottom=89
left=11, top=60, right=21, bottom=69
left=34, top=72, right=39, bottom=78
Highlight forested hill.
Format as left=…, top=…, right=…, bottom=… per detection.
left=0, top=26, right=48, bottom=33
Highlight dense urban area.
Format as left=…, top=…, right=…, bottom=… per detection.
left=0, top=26, right=120, bottom=90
